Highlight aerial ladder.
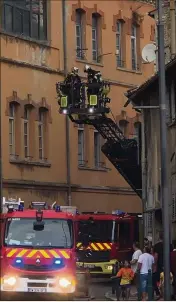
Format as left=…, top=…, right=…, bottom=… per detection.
left=56, top=66, right=142, bottom=198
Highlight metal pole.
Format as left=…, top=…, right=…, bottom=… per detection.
left=157, top=0, right=170, bottom=300
left=141, top=107, right=147, bottom=243
left=62, top=0, right=72, bottom=206
left=0, top=31, right=2, bottom=213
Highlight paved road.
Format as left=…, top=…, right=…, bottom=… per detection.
left=88, top=277, right=112, bottom=300
left=1, top=278, right=112, bottom=301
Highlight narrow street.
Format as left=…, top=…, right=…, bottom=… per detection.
left=89, top=278, right=112, bottom=300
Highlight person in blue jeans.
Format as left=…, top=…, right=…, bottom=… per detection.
left=137, top=246, right=155, bottom=301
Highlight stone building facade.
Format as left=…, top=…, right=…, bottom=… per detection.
left=0, top=0, right=155, bottom=212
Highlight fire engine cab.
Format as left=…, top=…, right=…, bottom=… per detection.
left=76, top=210, right=142, bottom=276
left=0, top=199, right=77, bottom=299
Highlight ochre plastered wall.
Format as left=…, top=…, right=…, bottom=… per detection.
left=0, top=0, right=155, bottom=212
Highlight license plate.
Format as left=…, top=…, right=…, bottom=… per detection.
left=84, top=264, right=95, bottom=268
left=28, top=288, right=47, bottom=293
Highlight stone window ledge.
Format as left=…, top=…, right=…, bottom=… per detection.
left=117, top=67, right=142, bottom=75
left=0, top=30, right=50, bottom=49
left=75, top=58, right=104, bottom=68
left=78, top=166, right=110, bottom=172
left=10, top=158, right=51, bottom=168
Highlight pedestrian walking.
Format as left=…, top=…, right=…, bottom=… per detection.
left=144, top=237, right=149, bottom=248
left=144, top=236, right=152, bottom=249
left=153, top=232, right=164, bottom=300
left=153, top=232, right=173, bottom=300
left=130, top=242, right=142, bottom=295
left=137, top=246, right=155, bottom=301
left=116, top=260, right=134, bottom=300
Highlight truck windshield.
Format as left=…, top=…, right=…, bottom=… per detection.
left=4, top=218, right=73, bottom=248
left=78, top=220, right=113, bottom=243
left=115, top=221, right=132, bottom=248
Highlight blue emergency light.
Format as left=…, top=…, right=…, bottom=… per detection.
left=55, top=205, right=61, bottom=212
left=18, top=204, right=24, bottom=211
left=112, top=210, right=125, bottom=215
left=16, top=258, right=22, bottom=264
left=13, top=258, right=24, bottom=268
left=54, top=259, right=61, bottom=265
left=53, top=258, right=64, bottom=269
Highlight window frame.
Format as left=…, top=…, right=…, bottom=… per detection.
left=9, top=103, right=15, bottom=156
left=94, top=130, right=101, bottom=168
left=75, top=9, right=84, bottom=59
left=38, top=109, right=45, bottom=160
left=92, top=14, right=98, bottom=62
left=24, top=106, right=29, bottom=159
left=2, top=0, right=47, bottom=41
left=116, top=21, right=124, bottom=68
left=131, top=24, right=138, bottom=71
left=78, top=124, right=85, bottom=166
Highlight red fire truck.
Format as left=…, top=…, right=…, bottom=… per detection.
left=76, top=211, right=142, bottom=276
left=0, top=199, right=77, bottom=300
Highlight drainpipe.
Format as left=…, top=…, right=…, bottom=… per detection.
left=62, top=0, right=71, bottom=206
left=170, top=0, right=176, bottom=58
left=141, top=107, right=147, bottom=242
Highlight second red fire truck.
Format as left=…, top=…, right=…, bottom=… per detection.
left=76, top=210, right=142, bottom=276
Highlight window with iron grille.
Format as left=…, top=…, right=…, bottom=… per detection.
left=131, top=24, right=138, bottom=70
left=94, top=131, right=101, bottom=168
left=24, top=106, right=29, bottom=158
left=9, top=103, right=15, bottom=156
left=116, top=21, right=124, bottom=68
left=75, top=9, right=84, bottom=59
left=92, top=14, right=98, bottom=62
left=2, top=0, right=47, bottom=41
left=78, top=124, right=84, bottom=166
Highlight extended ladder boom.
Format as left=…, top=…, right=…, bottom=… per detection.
left=56, top=66, right=142, bottom=198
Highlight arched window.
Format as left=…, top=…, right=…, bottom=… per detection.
left=75, top=9, right=85, bottom=59
left=94, top=130, right=101, bottom=167
left=92, top=13, right=101, bottom=62
left=38, top=107, right=48, bottom=161
left=131, top=24, right=139, bottom=70
left=78, top=124, right=85, bottom=166
left=116, top=20, right=124, bottom=68
left=24, top=106, right=30, bottom=158
left=9, top=102, right=16, bottom=156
